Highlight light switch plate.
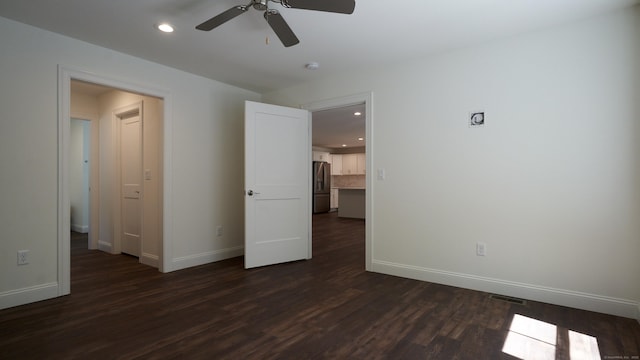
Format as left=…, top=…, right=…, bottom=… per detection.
left=17, top=250, right=29, bottom=265
left=476, top=242, right=487, bottom=256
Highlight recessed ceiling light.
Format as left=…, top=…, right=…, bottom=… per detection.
left=358, top=137, right=364, bottom=141
left=354, top=112, right=362, bottom=116
left=157, top=23, right=174, bottom=33
left=342, top=144, right=347, bottom=147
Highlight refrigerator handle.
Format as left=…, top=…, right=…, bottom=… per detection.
left=324, top=164, right=330, bottom=190
left=316, top=163, right=324, bottom=190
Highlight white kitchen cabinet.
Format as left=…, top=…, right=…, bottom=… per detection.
left=331, top=154, right=342, bottom=175
left=342, top=154, right=358, bottom=175
left=330, top=188, right=339, bottom=209
left=330, top=153, right=365, bottom=175
left=312, top=151, right=331, bottom=162
left=340, top=153, right=365, bottom=175
left=356, top=153, right=366, bottom=174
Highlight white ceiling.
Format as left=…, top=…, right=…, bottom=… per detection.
left=1, top=0, right=637, bottom=94
left=6, top=0, right=637, bottom=150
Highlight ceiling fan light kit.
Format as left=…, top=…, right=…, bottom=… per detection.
left=196, top=0, right=355, bottom=47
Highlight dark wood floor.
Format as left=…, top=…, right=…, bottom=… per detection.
left=1, top=212, right=639, bottom=359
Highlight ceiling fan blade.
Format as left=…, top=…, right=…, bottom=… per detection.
left=264, top=10, right=300, bottom=47
left=196, top=6, right=248, bottom=31
left=282, top=0, right=355, bottom=14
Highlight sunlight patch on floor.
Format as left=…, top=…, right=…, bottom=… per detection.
left=569, top=330, right=601, bottom=360
left=502, top=314, right=557, bottom=360
left=502, top=314, right=601, bottom=360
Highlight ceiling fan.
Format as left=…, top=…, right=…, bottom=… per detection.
left=196, top=0, right=356, bottom=47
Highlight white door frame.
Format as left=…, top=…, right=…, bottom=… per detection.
left=302, top=92, right=373, bottom=271
left=57, top=66, right=174, bottom=296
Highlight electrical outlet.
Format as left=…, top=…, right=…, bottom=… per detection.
left=476, top=242, right=486, bottom=256
left=216, top=226, right=223, bottom=237
left=17, top=250, right=29, bottom=265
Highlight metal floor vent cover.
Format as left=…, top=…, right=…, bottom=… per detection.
left=489, top=294, right=527, bottom=305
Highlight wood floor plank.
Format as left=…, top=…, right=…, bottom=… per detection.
left=1, top=212, right=639, bottom=359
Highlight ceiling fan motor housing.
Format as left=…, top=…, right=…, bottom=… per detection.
left=252, top=0, right=269, bottom=11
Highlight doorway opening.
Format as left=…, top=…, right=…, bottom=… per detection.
left=69, top=82, right=162, bottom=267
left=59, top=66, right=172, bottom=296
left=304, top=92, right=372, bottom=271
left=312, top=103, right=366, bottom=215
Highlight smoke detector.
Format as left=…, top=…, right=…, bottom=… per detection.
left=305, top=62, right=320, bottom=70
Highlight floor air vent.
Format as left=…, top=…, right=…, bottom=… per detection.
left=489, top=294, right=527, bottom=305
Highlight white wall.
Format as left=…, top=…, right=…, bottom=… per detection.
left=0, top=16, right=260, bottom=308
left=264, top=7, right=640, bottom=318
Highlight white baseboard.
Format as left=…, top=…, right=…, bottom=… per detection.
left=0, top=282, right=59, bottom=310
left=98, top=240, right=112, bottom=253
left=371, top=259, right=639, bottom=320
left=140, top=252, right=159, bottom=268
left=70, top=223, right=88, bottom=233
left=171, top=246, right=244, bottom=271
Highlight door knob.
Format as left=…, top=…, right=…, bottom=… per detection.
left=247, top=190, right=260, bottom=196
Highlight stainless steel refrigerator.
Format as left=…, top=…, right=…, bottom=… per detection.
left=313, top=161, right=331, bottom=213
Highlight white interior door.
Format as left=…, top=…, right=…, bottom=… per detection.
left=245, top=101, right=311, bottom=269
left=120, top=113, right=142, bottom=257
